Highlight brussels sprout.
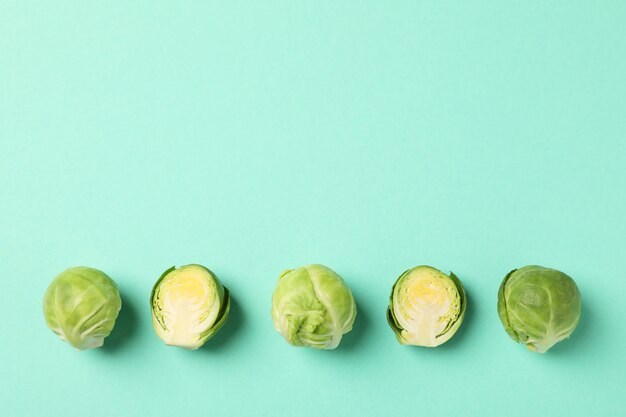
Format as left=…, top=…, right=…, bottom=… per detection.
left=43, top=266, right=122, bottom=350
left=387, top=265, right=466, bottom=347
left=497, top=265, right=581, bottom=353
left=151, top=264, right=230, bottom=349
left=271, top=264, right=356, bottom=349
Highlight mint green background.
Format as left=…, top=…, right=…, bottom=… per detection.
left=1, top=2, right=625, bottom=416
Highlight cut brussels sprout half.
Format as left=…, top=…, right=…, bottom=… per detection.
left=497, top=265, right=581, bottom=353
left=151, top=264, right=230, bottom=350
left=271, top=264, right=356, bottom=349
left=387, top=265, right=466, bottom=347
left=43, top=266, right=122, bottom=350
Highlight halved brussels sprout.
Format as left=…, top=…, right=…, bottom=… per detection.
left=497, top=265, right=581, bottom=353
left=271, top=264, right=356, bottom=349
left=387, top=265, right=466, bottom=347
left=43, top=266, right=122, bottom=350
left=151, top=264, right=230, bottom=349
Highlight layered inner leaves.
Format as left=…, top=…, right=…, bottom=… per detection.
left=393, top=268, right=462, bottom=347
left=152, top=266, right=221, bottom=348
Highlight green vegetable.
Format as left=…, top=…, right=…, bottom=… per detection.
left=497, top=265, right=581, bottom=353
left=43, top=266, right=122, bottom=350
left=387, top=265, right=466, bottom=347
left=151, top=264, right=230, bottom=349
left=271, top=264, right=356, bottom=349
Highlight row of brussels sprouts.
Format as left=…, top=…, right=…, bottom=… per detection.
left=43, top=263, right=582, bottom=353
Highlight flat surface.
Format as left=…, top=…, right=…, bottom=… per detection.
left=1, top=2, right=625, bottom=417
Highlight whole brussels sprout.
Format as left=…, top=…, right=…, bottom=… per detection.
left=497, top=265, right=581, bottom=353
left=387, top=265, right=466, bottom=347
left=43, top=266, right=122, bottom=350
left=271, top=264, right=356, bottom=349
left=151, top=264, right=230, bottom=350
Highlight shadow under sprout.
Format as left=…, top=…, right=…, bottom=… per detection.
left=101, top=293, right=140, bottom=353
left=201, top=294, right=245, bottom=352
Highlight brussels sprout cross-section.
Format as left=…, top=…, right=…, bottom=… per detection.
left=387, top=265, right=466, bottom=347
left=151, top=264, right=230, bottom=350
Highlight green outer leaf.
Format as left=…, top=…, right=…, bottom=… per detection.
left=42, top=266, right=122, bottom=350
left=271, top=264, right=356, bottom=349
left=497, top=265, right=581, bottom=353
left=438, top=271, right=466, bottom=338
left=386, top=266, right=466, bottom=347
left=198, top=286, right=230, bottom=344
left=150, top=264, right=230, bottom=349
left=150, top=265, right=177, bottom=332
left=386, top=269, right=410, bottom=345
left=272, top=266, right=327, bottom=347
left=497, top=268, right=520, bottom=342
